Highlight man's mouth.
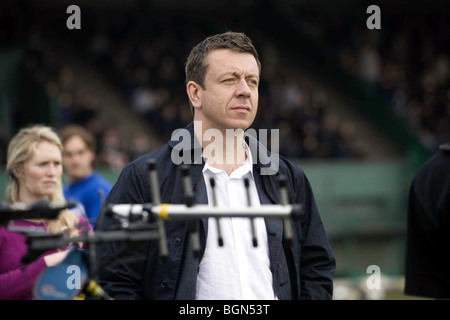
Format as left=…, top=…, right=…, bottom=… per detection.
left=231, top=105, right=251, bottom=113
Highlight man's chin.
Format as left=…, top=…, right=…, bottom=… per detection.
left=68, top=172, right=88, bottom=181
left=227, top=118, right=253, bottom=131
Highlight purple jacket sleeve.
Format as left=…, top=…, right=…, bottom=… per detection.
left=0, top=256, right=47, bottom=300
left=0, top=215, right=91, bottom=300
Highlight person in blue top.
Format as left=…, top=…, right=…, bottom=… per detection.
left=60, top=125, right=112, bottom=228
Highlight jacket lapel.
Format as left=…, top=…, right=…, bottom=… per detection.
left=252, top=169, right=284, bottom=284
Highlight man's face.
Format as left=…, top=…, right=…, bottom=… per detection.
left=190, top=49, right=259, bottom=132
left=63, top=135, right=94, bottom=181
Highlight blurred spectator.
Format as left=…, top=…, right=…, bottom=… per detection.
left=358, top=41, right=381, bottom=85
left=73, top=92, right=100, bottom=128
left=60, top=124, right=112, bottom=227
left=99, top=128, right=130, bottom=170
left=128, top=131, right=153, bottom=161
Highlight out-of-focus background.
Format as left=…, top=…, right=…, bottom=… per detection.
left=0, top=0, right=448, bottom=300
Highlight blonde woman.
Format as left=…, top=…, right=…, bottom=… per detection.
left=0, top=125, right=90, bottom=299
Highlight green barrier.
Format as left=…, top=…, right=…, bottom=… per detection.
left=299, top=160, right=411, bottom=278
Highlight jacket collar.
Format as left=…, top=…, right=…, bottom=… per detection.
left=168, top=122, right=279, bottom=175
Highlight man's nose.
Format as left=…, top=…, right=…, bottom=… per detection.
left=236, top=78, right=252, bottom=98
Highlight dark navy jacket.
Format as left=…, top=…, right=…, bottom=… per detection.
left=404, top=143, right=450, bottom=298
left=97, top=122, right=335, bottom=300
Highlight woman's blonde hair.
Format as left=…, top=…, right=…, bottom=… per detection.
left=6, top=125, right=80, bottom=236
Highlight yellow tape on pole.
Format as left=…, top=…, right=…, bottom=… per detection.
left=159, top=204, right=170, bottom=220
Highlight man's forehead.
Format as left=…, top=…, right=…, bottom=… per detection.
left=206, top=49, right=259, bottom=75
left=65, top=136, right=89, bottom=150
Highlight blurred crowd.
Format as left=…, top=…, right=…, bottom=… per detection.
left=0, top=15, right=148, bottom=170
left=24, top=57, right=138, bottom=170
left=82, top=13, right=364, bottom=160
left=304, top=9, right=450, bottom=151
left=1, top=4, right=448, bottom=170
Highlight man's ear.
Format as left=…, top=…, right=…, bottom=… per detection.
left=186, top=81, right=202, bottom=110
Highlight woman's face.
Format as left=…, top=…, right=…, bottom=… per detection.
left=19, top=141, right=63, bottom=203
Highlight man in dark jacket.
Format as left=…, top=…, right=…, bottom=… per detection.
left=404, top=142, right=450, bottom=299
left=96, top=31, right=335, bottom=300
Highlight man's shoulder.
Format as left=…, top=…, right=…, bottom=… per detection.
left=420, top=144, right=450, bottom=169
left=247, top=134, right=305, bottom=179
left=254, top=153, right=308, bottom=195
left=413, top=145, right=450, bottom=183
left=119, top=143, right=174, bottom=177
left=276, top=154, right=306, bottom=179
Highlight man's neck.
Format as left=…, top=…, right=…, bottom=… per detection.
left=194, top=123, right=247, bottom=176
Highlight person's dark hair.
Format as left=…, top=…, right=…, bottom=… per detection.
left=185, top=31, right=261, bottom=115
left=60, top=124, right=96, bottom=152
